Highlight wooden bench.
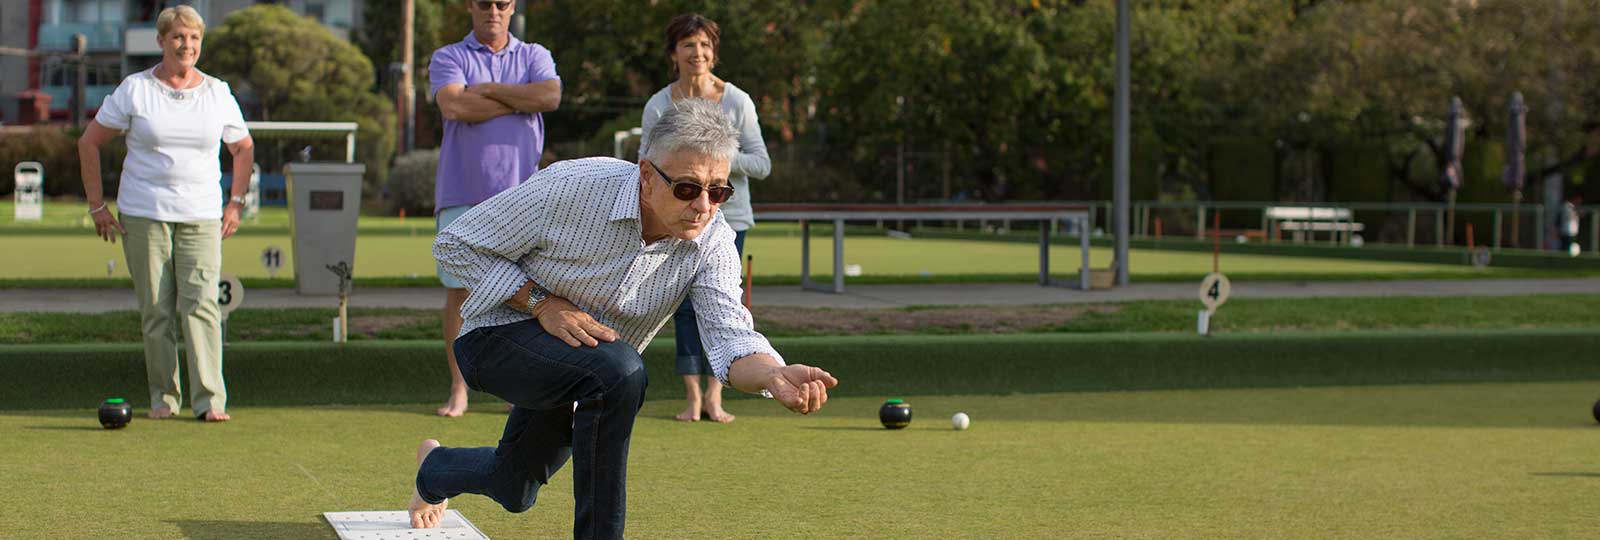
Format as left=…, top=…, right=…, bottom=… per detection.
left=1264, top=206, right=1364, bottom=244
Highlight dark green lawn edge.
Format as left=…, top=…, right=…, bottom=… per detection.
left=3, top=267, right=1594, bottom=290
left=4, top=329, right=1597, bottom=410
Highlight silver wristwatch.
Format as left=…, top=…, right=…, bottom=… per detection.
left=228, top=195, right=247, bottom=206
left=524, top=285, right=549, bottom=314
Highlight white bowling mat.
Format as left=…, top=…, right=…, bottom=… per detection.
left=323, top=510, right=489, bottom=540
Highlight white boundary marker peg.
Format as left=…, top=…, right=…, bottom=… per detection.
left=1197, top=272, right=1231, bottom=336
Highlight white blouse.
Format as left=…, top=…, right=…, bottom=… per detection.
left=95, top=66, right=249, bottom=222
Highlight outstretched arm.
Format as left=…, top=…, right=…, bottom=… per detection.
left=728, top=356, right=837, bottom=415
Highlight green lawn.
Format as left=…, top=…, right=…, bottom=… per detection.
left=7, top=383, right=1599, bottom=539
left=0, top=221, right=1499, bottom=281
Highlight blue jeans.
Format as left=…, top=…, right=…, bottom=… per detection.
left=674, top=230, right=746, bottom=373
left=417, top=319, right=648, bottom=540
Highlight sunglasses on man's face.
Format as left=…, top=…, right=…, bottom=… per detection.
left=648, top=160, right=734, bottom=204
left=474, top=1, right=513, bottom=12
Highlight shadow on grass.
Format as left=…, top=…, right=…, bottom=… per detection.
left=801, top=426, right=901, bottom=431
left=23, top=425, right=106, bottom=431
left=1529, top=472, right=1600, bottom=478
left=168, top=519, right=332, bottom=540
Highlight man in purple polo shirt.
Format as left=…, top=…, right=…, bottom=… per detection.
left=431, top=0, right=561, bottom=417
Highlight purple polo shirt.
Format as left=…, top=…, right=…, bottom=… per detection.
left=430, top=33, right=559, bottom=212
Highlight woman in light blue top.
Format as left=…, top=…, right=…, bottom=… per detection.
left=640, top=13, right=770, bottom=423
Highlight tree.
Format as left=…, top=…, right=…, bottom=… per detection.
left=357, top=0, right=446, bottom=147
left=1245, top=0, right=1600, bottom=203
left=203, top=4, right=396, bottom=194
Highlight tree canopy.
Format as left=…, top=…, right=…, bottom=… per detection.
left=522, top=0, right=1600, bottom=205
left=204, top=4, right=396, bottom=191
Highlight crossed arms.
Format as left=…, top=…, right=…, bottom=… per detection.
left=436, top=79, right=561, bottom=124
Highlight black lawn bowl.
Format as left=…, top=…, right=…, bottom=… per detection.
left=879, top=399, right=912, bottom=430
left=1593, top=399, right=1600, bottom=424
left=99, top=398, right=132, bottom=430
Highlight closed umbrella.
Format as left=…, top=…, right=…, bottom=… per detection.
left=1441, top=96, right=1467, bottom=244
left=1502, top=92, right=1527, bottom=247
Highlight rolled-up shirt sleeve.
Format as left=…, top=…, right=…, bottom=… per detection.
left=692, top=229, right=784, bottom=385
left=432, top=179, right=551, bottom=320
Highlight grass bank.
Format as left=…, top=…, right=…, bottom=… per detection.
left=3, top=329, right=1597, bottom=410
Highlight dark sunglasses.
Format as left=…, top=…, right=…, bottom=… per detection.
left=648, top=160, right=734, bottom=204
left=474, top=1, right=513, bottom=11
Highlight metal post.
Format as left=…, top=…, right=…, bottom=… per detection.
left=832, top=218, right=845, bottom=294
left=1332, top=208, right=1341, bottom=246
left=799, top=220, right=811, bottom=287
left=1492, top=210, right=1502, bottom=250
left=1039, top=224, right=1050, bottom=286
left=345, top=132, right=356, bottom=163
left=1590, top=209, right=1598, bottom=255
left=1112, top=0, right=1131, bottom=285
left=1260, top=211, right=1269, bottom=245
left=72, top=34, right=87, bottom=129
left=400, top=0, right=415, bottom=154
left=1536, top=207, right=1544, bottom=251
left=1435, top=209, right=1444, bottom=247
left=1080, top=215, right=1092, bottom=290
left=1407, top=209, right=1417, bottom=248
left=1195, top=205, right=1206, bottom=241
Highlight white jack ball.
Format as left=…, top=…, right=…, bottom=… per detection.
left=951, top=412, right=970, bottom=430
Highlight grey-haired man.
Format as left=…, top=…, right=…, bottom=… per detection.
left=408, top=98, right=838, bottom=540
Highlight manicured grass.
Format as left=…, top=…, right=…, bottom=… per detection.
left=6, top=382, right=1599, bottom=539
left=5, top=294, right=1598, bottom=345
left=0, top=215, right=1515, bottom=281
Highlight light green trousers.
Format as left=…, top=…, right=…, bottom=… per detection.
left=120, top=214, right=227, bottom=416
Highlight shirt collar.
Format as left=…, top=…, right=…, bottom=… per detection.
left=461, top=32, right=521, bottom=54
left=610, top=170, right=641, bottom=223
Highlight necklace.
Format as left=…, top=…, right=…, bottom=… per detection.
left=155, top=63, right=198, bottom=101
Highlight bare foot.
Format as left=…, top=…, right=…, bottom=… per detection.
left=408, top=439, right=448, bottom=529
left=200, top=410, right=231, bottom=422
left=674, top=400, right=701, bottom=422
left=147, top=407, right=174, bottom=419
left=436, top=391, right=468, bottom=417
left=702, top=405, right=735, bottom=423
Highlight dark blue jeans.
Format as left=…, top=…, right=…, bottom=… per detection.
left=417, top=319, right=648, bottom=540
left=674, top=230, right=746, bottom=372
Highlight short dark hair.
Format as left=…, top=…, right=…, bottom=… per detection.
left=664, top=13, right=721, bottom=64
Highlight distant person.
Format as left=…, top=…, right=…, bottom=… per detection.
left=1559, top=195, right=1583, bottom=252
left=430, top=0, right=561, bottom=417
left=76, top=5, right=253, bottom=422
left=408, top=98, right=837, bottom=539
left=641, top=13, right=771, bottom=423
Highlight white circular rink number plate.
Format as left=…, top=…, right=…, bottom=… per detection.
left=217, top=274, right=244, bottom=316
left=1199, top=272, right=1231, bottom=312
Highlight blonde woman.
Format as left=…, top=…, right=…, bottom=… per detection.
left=78, top=5, right=253, bottom=422
left=641, top=13, right=771, bottom=424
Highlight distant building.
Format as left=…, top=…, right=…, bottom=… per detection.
left=2, top=0, right=365, bottom=124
